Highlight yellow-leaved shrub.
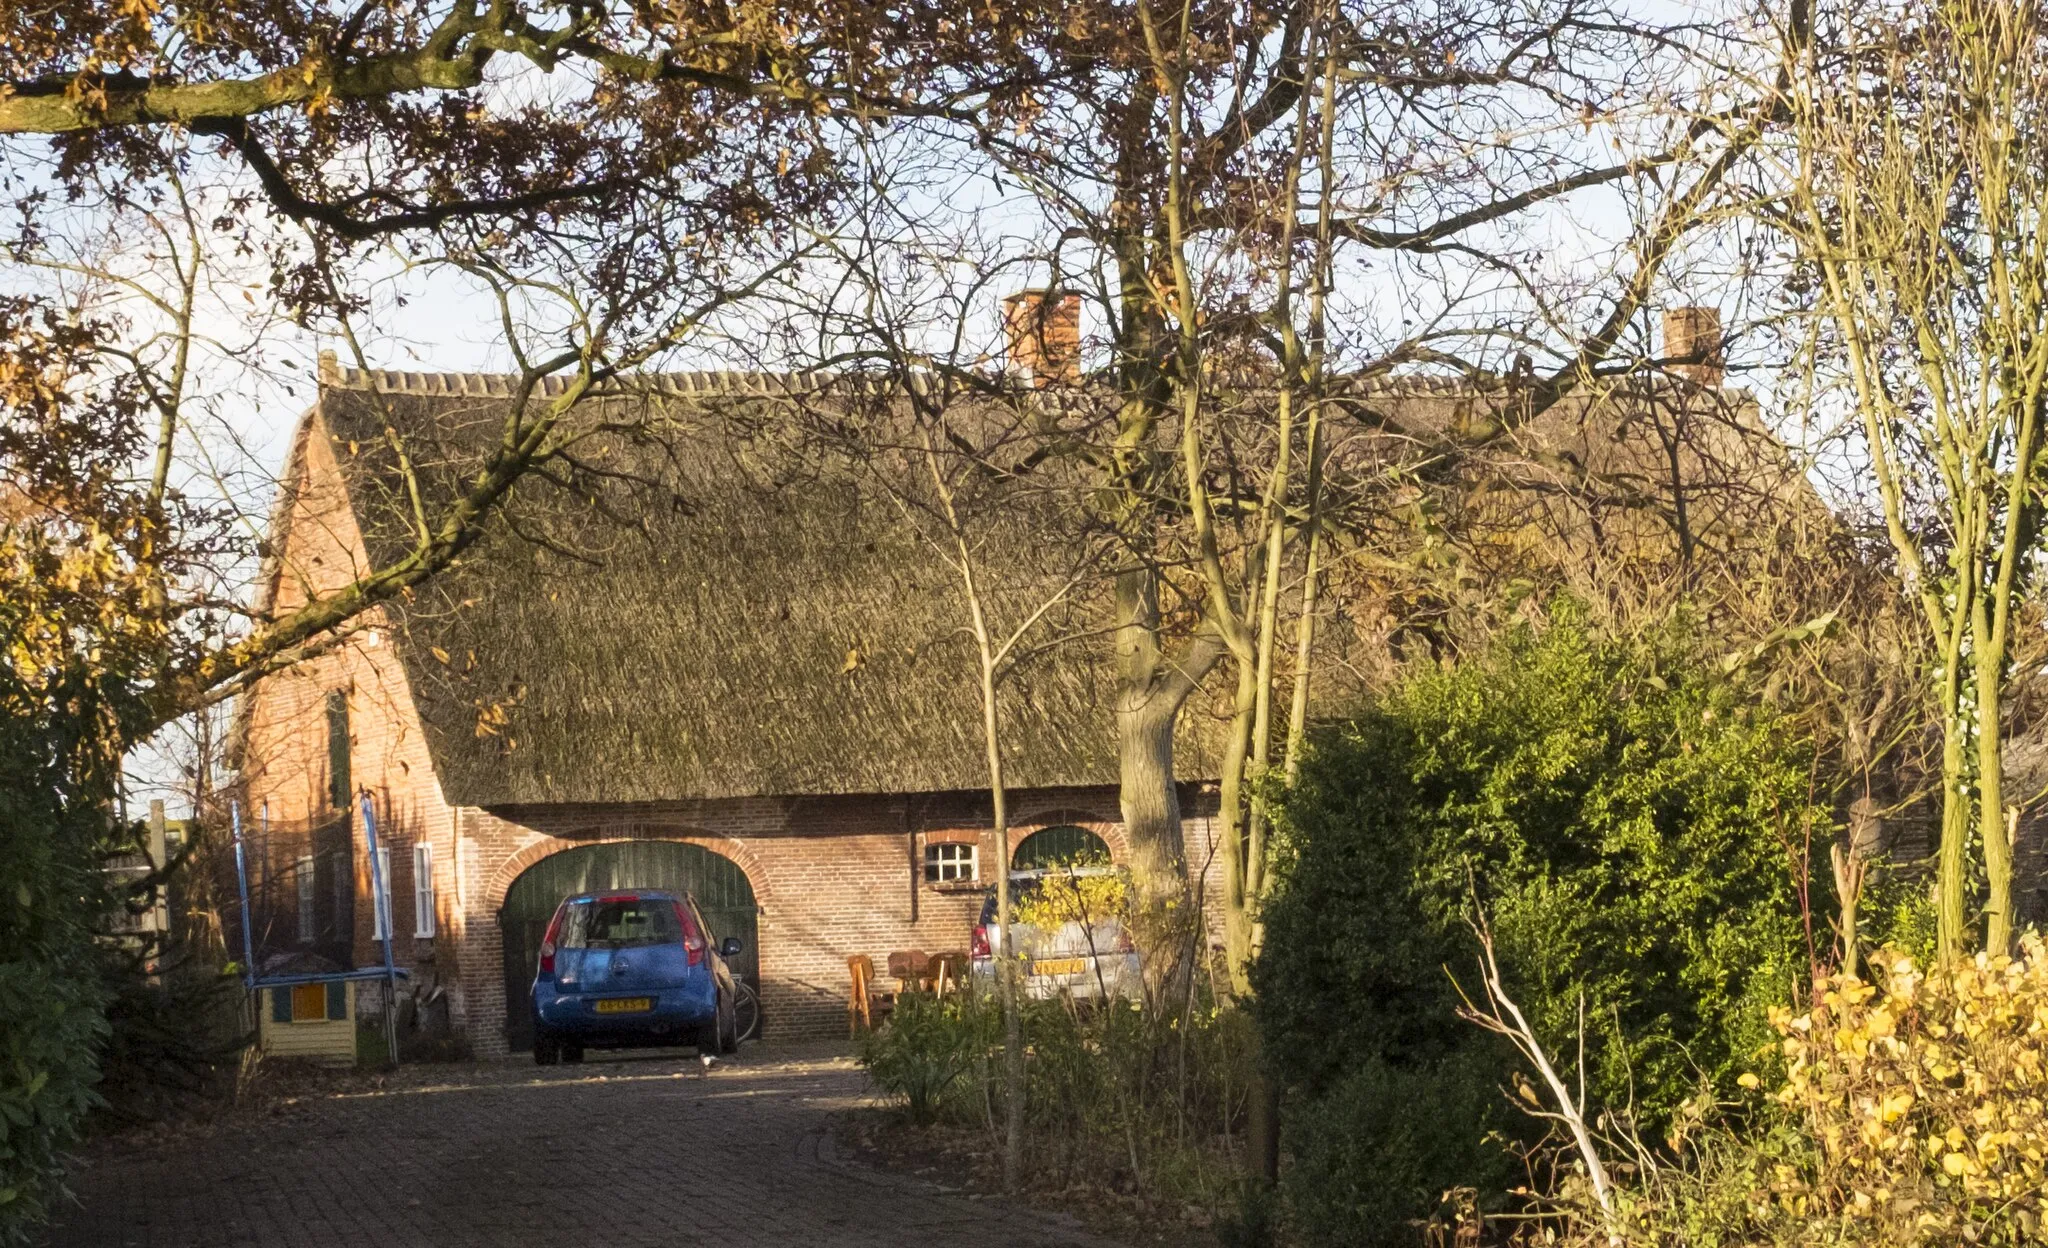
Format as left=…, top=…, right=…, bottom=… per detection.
left=1542, top=941, right=2048, bottom=1246
left=1764, top=940, right=2048, bottom=1243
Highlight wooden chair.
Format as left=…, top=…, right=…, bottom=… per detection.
left=928, top=950, right=969, bottom=996
left=847, top=954, right=895, bottom=1035
left=887, top=948, right=930, bottom=994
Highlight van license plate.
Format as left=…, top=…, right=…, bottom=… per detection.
left=1031, top=958, right=1085, bottom=977
left=594, top=997, right=652, bottom=1014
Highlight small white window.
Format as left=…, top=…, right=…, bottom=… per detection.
left=371, top=848, right=392, bottom=942
left=296, top=856, right=316, bottom=944
left=413, top=843, right=436, bottom=938
left=924, top=841, right=978, bottom=883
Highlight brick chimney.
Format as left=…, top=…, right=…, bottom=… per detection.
left=1662, top=306, right=1724, bottom=388
left=1003, top=289, right=1082, bottom=386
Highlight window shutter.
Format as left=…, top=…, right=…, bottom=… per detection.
left=413, top=843, right=436, bottom=938
left=326, top=980, right=347, bottom=1020
left=371, top=847, right=390, bottom=941
left=326, top=691, right=351, bottom=809
left=271, top=987, right=291, bottom=1024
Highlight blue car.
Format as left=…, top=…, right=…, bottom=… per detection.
left=529, top=890, right=743, bottom=1064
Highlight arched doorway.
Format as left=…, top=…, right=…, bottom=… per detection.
left=499, top=841, right=759, bottom=1050
left=1012, top=824, right=1112, bottom=869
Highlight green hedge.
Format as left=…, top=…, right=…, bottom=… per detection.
left=0, top=687, right=114, bottom=1245
left=1257, top=605, right=1825, bottom=1244
left=0, top=956, right=106, bottom=1236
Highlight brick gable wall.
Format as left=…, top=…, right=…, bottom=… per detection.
left=238, top=406, right=464, bottom=1024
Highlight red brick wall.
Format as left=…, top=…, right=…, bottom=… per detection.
left=455, top=788, right=1203, bottom=1054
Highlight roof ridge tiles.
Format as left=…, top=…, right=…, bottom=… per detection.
left=313, top=350, right=1681, bottom=402
left=316, top=352, right=837, bottom=398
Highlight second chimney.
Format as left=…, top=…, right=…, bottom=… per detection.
left=1663, top=306, right=1724, bottom=389
left=1003, top=289, right=1082, bottom=387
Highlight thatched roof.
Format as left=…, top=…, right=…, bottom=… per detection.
left=1336, top=378, right=1813, bottom=563
left=313, top=366, right=1148, bottom=806
left=301, top=361, right=1812, bottom=808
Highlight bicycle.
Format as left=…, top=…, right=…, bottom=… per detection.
left=732, top=976, right=761, bottom=1044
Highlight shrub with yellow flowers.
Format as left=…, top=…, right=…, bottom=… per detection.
left=1763, top=939, right=2048, bottom=1244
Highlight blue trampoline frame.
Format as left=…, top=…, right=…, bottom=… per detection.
left=233, top=795, right=408, bottom=1061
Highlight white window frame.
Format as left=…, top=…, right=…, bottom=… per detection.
left=413, top=842, right=436, bottom=938
left=924, top=841, right=978, bottom=883
left=296, top=855, right=316, bottom=944
left=371, top=847, right=392, bottom=942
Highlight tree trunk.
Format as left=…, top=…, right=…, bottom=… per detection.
left=990, top=682, right=1026, bottom=1192
left=1246, top=1072, right=1281, bottom=1185
left=1113, top=565, right=1224, bottom=911
left=959, top=537, right=1025, bottom=1192
left=1975, top=636, right=2014, bottom=955
left=1219, top=655, right=1258, bottom=990
left=1936, top=638, right=1971, bottom=963
left=1118, top=690, right=1189, bottom=906
left=916, top=417, right=1031, bottom=1193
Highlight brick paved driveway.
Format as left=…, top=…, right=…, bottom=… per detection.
left=47, top=1044, right=1120, bottom=1248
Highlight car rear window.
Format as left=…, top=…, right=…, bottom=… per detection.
left=558, top=898, right=683, bottom=949
left=978, top=881, right=1045, bottom=924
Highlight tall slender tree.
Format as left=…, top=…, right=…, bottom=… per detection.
left=1773, top=0, right=2048, bottom=957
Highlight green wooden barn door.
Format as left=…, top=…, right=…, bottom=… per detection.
left=499, top=841, right=759, bottom=1050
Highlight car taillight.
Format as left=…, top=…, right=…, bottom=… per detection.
left=539, top=906, right=566, bottom=975
left=673, top=902, right=706, bottom=967
left=970, top=925, right=991, bottom=958
left=1114, top=928, right=1135, bottom=954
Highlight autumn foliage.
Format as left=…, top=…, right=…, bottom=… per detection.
left=1546, top=944, right=2048, bottom=1247
left=1763, top=944, right=2048, bottom=1243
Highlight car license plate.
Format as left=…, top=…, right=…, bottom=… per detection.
left=1031, top=958, right=1085, bottom=977
left=594, top=997, right=653, bottom=1014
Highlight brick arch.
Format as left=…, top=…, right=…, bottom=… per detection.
left=484, top=827, right=774, bottom=914
left=1007, top=807, right=1129, bottom=867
